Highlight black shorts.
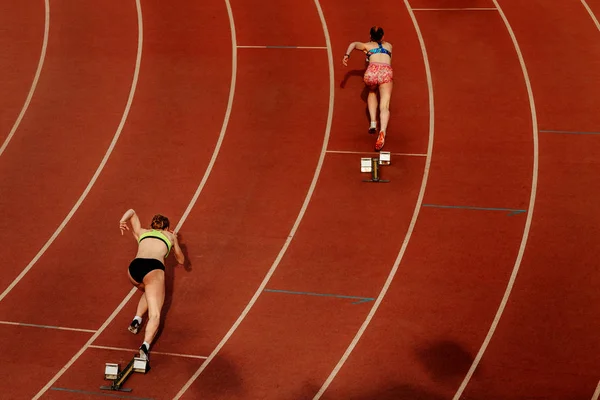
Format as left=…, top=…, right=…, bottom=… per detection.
left=128, top=258, right=165, bottom=284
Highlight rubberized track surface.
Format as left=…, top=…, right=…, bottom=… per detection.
left=2, top=1, right=600, bottom=399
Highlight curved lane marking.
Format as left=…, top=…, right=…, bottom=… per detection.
left=581, top=0, right=600, bottom=31
left=31, top=1, right=144, bottom=396
left=172, top=0, right=335, bottom=397
left=452, top=0, right=539, bottom=398
left=0, top=0, right=50, bottom=157
left=33, top=0, right=238, bottom=396
left=593, top=381, right=600, bottom=400
left=0, top=1, right=142, bottom=304
left=313, top=1, right=435, bottom=397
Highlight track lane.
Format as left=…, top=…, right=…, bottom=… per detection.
left=319, top=6, right=533, bottom=399
left=144, top=0, right=333, bottom=397
left=171, top=0, right=430, bottom=397
left=1, top=0, right=233, bottom=397
left=326, top=1, right=428, bottom=154
left=0, top=0, right=47, bottom=153
left=0, top=325, right=92, bottom=398
left=0, top=0, right=230, bottom=328
left=0, top=0, right=138, bottom=292
left=458, top=2, right=600, bottom=399
left=410, top=0, right=495, bottom=9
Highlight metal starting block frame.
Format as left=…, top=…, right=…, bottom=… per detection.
left=361, top=151, right=391, bottom=183
left=101, top=356, right=149, bottom=392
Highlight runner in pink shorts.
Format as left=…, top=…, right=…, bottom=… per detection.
left=343, top=26, right=393, bottom=151
left=364, top=62, right=393, bottom=88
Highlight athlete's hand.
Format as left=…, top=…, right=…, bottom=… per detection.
left=119, top=221, right=129, bottom=235
left=342, top=54, right=349, bottom=67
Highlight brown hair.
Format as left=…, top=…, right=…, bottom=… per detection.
left=150, top=214, right=170, bottom=230
left=370, top=26, right=384, bottom=42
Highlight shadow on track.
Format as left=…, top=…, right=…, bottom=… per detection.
left=415, top=339, right=476, bottom=384
left=155, top=236, right=191, bottom=342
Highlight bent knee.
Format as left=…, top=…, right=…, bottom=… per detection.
left=147, top=312, right=161, bottom=321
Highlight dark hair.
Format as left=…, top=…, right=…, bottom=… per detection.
left=370, top=26, right=384, bottom=42
left=150, top=214, right=170, bottom=230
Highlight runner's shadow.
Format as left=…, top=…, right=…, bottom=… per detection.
left=177, top=237, right=192, bottom=272
left=340, top=68, right=365, bottom=89
left=154, top=239, right=191, bottom=341
left=340, top=68, right=377, bottom=125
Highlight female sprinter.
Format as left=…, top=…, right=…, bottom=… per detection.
left=119, top=209, right=185, bottom=360
left=343, top=26, right=393, bottom=151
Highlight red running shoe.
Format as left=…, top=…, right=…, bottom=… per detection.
left=375, top=130, right=385, bottom=151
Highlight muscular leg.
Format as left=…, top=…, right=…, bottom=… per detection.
left=367, top=89, right=378, bottom=126
left=378, top=81, right=393, bottom=133
left=135, top=292, right=148, bottom=318
left=142, top=270, right=165, bottom=347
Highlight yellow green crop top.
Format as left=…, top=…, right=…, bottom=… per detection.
left=138, top=229, right=172, bottom=257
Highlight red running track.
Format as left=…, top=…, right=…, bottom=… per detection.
left=1, top=1, right=600, bottom=399
left=0, top=0, right=46, bottom=147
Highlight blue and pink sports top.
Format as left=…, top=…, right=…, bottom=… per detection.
left=367, top=42, right=392, bottom=59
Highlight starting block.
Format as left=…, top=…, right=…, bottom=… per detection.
left=361, top=151, right=391, bottom=183
left=101, top=356, right=149, bottom=392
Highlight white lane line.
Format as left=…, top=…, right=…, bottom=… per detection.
left=33, top=287, right=138, bottom=400
left=0, top=3, right=141, bottom=304
left=581, top=0, right=600, bottom=32
left=412, top=8, right=497, bottom=11
left=313, top=1, right=435, bottom=397
left=172, top=0, right=334, bottom=398
left=326, top=150, right=427, bottom=157
left=34, top=0, right=238, bottom=396
left=0, top=320, right=96, bottom=333
left=238, top=45, right=326, bottom=49
left=0, top=0, right=50, bottom=157
left=592, top=380, right=600, bottom=400
left=452, top=0, right=539, bottom=398
left=31, top=2, right=144, bottom=397
left=89, top=345, right=208, bottom=360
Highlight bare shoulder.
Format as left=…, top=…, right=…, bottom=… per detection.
left=363, top=41, right=376, bottom=50
left=354, top=41, right=370, bottom=51
left=162, top=230, right=175, bottom=241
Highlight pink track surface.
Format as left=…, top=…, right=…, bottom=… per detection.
left=1, top=1, right=600, bottom=399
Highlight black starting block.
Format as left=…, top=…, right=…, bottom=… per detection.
left=100, top=356, right=149, bottom=392
left=361, top=151, right=391, bottom=183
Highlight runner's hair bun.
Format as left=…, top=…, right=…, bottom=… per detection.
left=370, top=26, right=384, bottom=42
left=151, top=214, right=170, bottom=230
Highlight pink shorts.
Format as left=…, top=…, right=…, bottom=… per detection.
left=363, top=62, right=393, bottom=88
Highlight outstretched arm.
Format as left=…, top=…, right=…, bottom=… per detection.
left=342, top=41, right=367, bottom=66
left=119, top=209, right=143, bottom=240
left=171, top=231, right=185, bottom=265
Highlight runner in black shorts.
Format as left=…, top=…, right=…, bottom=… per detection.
left=119, top=209, right=185, bottom=361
